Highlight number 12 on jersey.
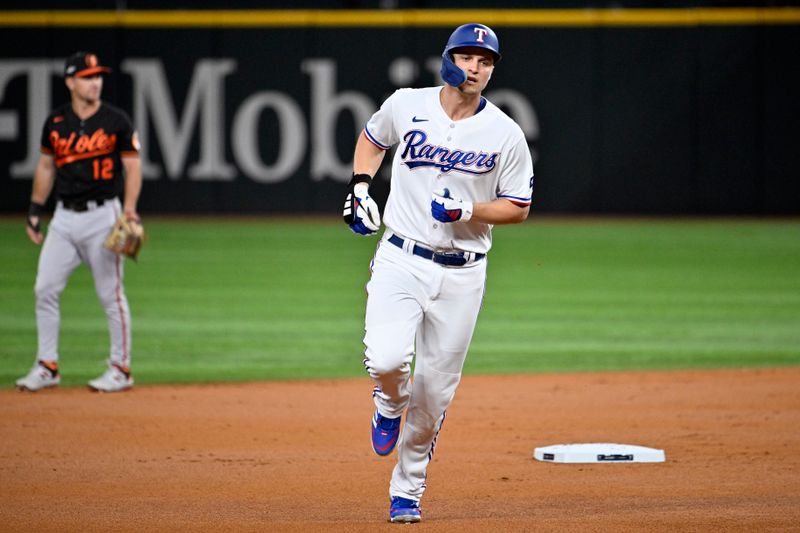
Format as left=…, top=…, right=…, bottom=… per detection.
left=93, top=158, right=113, bottom=180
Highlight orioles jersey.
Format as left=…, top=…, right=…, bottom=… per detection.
left=40, top=102, right=139, bottom=205
left=364, top=86, right=534, bottom=254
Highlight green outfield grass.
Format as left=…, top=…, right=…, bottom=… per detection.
left=1, top=217, right=798, bottom=387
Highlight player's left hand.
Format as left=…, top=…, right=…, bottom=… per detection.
left=343, top=183, right=381, bottom=236
left=431, top=188, right=473, bottom=223
left=124, top=208, right=140, bottom=224
left=104, top=215, right=146, bottom=261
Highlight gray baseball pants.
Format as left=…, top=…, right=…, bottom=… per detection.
left=34, top=198, right=132, bottom=368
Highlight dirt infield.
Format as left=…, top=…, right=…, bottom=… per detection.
left=1, top=367, right=799, bottom=532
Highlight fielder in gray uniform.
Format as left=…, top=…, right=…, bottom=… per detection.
left=16, top=51, right=142, bottom=393
left=343, top=24, right=534, bottom=522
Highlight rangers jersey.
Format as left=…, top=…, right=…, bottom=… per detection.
left=364, top=86, right=533, bottom=254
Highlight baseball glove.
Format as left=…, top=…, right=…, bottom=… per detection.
left=104, top=215, right=145, bottom=260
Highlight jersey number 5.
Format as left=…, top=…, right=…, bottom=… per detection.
left=93, top=158, right=113, bottom=180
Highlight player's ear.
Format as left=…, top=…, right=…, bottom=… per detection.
left=65, top=77, right=75, bottom=91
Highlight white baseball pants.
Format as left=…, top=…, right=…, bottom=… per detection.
left=363, top=235, right=487, bottom=501
left=34, top=198, right=132, bottom=368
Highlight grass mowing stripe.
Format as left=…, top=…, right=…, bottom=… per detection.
left=470, top=219, right=800, bottom=374
left=1, top=218, right=798, bottom=387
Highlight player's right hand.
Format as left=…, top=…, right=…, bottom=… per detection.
left=343, top=182, right=381, bottom=236
left=26, top=216, right=43, bottom=245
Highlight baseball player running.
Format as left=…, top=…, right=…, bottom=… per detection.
left=16, top=52, right=142, bottom=393
left=343, top=24, right=534, bottom=523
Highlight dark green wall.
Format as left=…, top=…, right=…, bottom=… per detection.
left=1, top=13, right=797, bottom=214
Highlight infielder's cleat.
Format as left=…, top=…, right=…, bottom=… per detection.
left=15, top=360, right=60, bottom=391
left=88, top=363, right=133, bottom=393
left=372, top=410, right=401, bottom=456
left=389, top=496, right=421, bottom=523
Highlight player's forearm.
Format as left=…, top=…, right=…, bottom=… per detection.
left=122, top=157, right=142, bottom=213
left=353, top=130, right=386, bottom=178
left=30, top=155, right=55, bottom=204
left=471, top=199, right=529, bottom=225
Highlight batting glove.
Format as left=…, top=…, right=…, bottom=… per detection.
left=431, top=188, right=473, bottom=223
left=343, top=177, right=381, bottom=236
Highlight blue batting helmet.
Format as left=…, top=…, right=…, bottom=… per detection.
left=440, top=23, right=501, bottom=87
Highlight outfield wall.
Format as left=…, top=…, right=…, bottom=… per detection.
left=1, top=8, right=798, bottom=214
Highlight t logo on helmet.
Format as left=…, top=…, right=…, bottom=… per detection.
left=473, top=27, right=488, bottom=43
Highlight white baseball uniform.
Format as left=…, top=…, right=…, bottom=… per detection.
left=361, top=86, right=533, bottom=501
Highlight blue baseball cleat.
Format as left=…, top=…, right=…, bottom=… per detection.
left=389, top=496, right=421, bottom=523
left=371, top=410, right=401, bottom=456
